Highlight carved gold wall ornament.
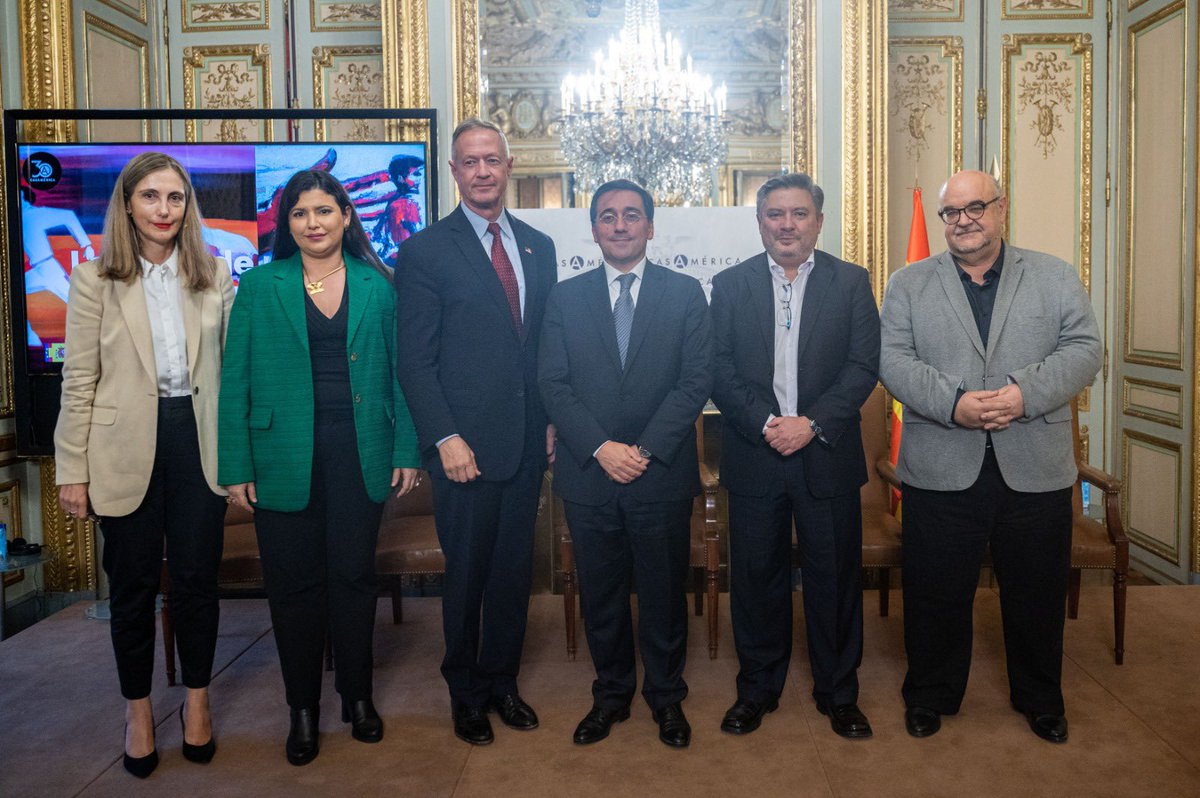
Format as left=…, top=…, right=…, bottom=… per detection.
left=889, top=54, right=947, bottom=162
left=39, top=459, right=98, bottom=593
left=0, top=481, right=21, bottom=589
left=1001, top=34, right=1092, bottom=294
left=0, top=60, right=13, bottom=417
left=887, top=0, right=964, bottom=23
left=182, top=44, right=272, bottom=142
left=1003, top=0, right=1091, bottom=19
left=382, top=0, right=429, bottom=144
left=17, top=0, right=76, bottom=142
left=313, top=0, right=381, bottom=32
left=313, top=46, right=385, bottom=142
left=182, top=1, right=269, bottom=32
left=789, top=0, right=815, bottom=174
left=99, top=0, right=148, bottom=24
left=1017, top=52, right=1073, bottom=158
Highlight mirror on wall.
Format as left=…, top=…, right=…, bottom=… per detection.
left=476, top=0, right=794, bottom=208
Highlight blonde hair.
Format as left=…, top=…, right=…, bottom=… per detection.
left=98, top=151, right=217, bottom=291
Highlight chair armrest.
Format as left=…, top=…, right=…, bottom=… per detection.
left=875, top=457, right=901, bottom=489
left=1077, top=462, right=1122, bottom=494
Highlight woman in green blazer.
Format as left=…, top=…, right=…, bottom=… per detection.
left=218, top=169, right=419, bottom=765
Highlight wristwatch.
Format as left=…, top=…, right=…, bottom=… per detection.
left=808, top=419, right=823, bottom=437
left=637, top=445, right=653, bottom=460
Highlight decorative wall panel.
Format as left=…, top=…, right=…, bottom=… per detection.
left=888, top=0, right=964, bottom=23
left=182, top=44, right=273, bottom=142
left=0, top=481, right=23, bottom=589
left=82, top=13, right=150, bottom=141
left=1001, top=34, right=1093, bottom=292
left=1002, top=0, right=1092, bottom=18
left=1124, top=377, right=1184, bottom=427
left=887, top=36, right=963, bottom=274
left=181, top=0, right=269, bottom=31
left=1123, top=430, right=1182, bottom=564
left=1124, top=4, right=1186, bottom=368
left=99, top=0, right=147, bottom=24
left=312, top=0, right=380, bottom=31
left=312, top=45, right=385, bottom=141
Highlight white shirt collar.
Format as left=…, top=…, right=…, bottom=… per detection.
left=767, top=251, right=814, bottom=283
left=460, top=202, right=513, bottom=241
left=139, top=247, right=179, bottom=276
left=603, top=258, right=647, bottom=286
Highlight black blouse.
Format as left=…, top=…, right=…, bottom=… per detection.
left=305, top=284, right=353, bottom=421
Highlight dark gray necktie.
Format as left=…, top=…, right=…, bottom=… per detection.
left=613, top=272, right=636, bottom=367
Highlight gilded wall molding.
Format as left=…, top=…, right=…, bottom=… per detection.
left=82, top=13, right=151, bottom=141
left=39, top=459, right=98, bottom=593
left=0, top=481, right=24, bottom=589
left=181, top=0, right=270, bottom=32
left=182, top=44, right=272, bottom=142
left=1002, top=0, right=1091, bottom=19
left=842, top=0, right=889, bottom=302
left=452, top=0, right=482, bottom=126
left=888, top=36, right=964, bottom=172
left=313, top=45, right=385, bottom=141
left=99, top=0, right=148, bottom=24
left=0, top=60, right=13, bottom=418
left=1123, top=1, right=1186, bottom=369
left=1122, top=428, right=1183, bottom=565
left=1192, top=0, right=1200, bottom=574
left=313, top=0, right=382, bottom=31
left=17, top=0, right=77, bottom=141
left=1123, top=376, right=1183, bottom=428
left=382, top=0, right=429, bottom=118
left=789, top=0, right=815, bottom=174
left=1000, top=33, right=1093, bottom=294
left=887, top=0, right=963, bottom=23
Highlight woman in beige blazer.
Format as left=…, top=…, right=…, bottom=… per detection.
left=54, top=152, right=234, bottom=778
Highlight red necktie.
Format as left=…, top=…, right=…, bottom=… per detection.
left=487, top=222, right=522, bottom=334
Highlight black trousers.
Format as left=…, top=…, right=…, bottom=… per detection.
left=728, top=455, right=864, bottom=707
left=99, top=396, right=226, bottom=700
left=255, top=415, right=384, bottom=709
left=564, top=494, right=692, bottom=712
left=431, top=461, right=542, bottom=708
left=901, top=447, right=1073, bottom=715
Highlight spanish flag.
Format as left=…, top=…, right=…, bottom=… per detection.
left=889, top=188, right=931, bottom=514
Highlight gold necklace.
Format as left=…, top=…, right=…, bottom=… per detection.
left=303, top=262, right=345, bottom=295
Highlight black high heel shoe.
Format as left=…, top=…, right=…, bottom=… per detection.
left=179, top=702, right=217, bottom=763
left=122, top=724, right=159, bottom=779
left=341, top=698, right=384, bottom=743
left=286, top=706, right=320, bottom=766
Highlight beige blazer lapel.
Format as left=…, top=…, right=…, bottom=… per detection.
left=114, top=276, right=159, bottom=385
left=182, top=285, right=205, bottom=384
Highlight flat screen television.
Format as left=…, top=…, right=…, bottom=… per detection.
left=4, top=108, right=439, bottom=455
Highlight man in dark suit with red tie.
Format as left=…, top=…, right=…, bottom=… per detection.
left=395, top=118, right=557, bottom=745
left=539, top=179, right=712, bottom=748
left=709, top=173, right=880, bottom=739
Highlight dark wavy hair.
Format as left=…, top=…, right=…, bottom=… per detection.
left=272, top=169, right=389, bottom=278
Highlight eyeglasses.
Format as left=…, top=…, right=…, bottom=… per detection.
left=937, top=196, right=1002, bottom=225
left=595, top=210, right=644, bottom=226
left=779, top=283, right=793, bottom=330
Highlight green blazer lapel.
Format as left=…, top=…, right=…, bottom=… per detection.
left=272, top=255, right=309, bottom=352
left=345, top=255, right=376, bottom=348
left=114, top=275, right=158, bottom=385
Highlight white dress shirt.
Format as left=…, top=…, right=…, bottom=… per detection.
left=139, top=249, right=192, bottom=398
left=764, top=253, right=815, bottom=432
left=461, top=203, right=527, bottom=314
left=603, top=258, right=646, bottom=309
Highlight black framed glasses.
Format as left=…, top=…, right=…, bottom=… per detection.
left=778, top=283, right=793, bottom=330
left=937, top=196, right=1002, bottom=224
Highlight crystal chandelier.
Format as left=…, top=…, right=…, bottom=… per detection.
left=559, top=0, right=728, bottom=206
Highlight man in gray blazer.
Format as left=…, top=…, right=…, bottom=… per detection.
left=879, top=169, right=1101, bottom=744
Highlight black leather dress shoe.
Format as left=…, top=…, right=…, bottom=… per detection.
left=818, top=702, right=873, bottom=739
left=179, top=702, right=216, bottom=763
left=341, top=698, right=384, bottom=743
left=489, top=694, right=539, bottom=730
left=286, top=707, right=320, bottom=766
left=572, top=704, right=631, bottom=745
left=652, top=702, right=692, bottom=748
left=452, top=704, right=494, bottom=745
left=904, top=706, right=942, bottom=738
left=1023, top=711, right=1068, bottom=743
left=720, top=697, right=779, bottom=735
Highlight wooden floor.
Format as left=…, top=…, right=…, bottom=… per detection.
left=2, top=585, right=1198, bottom=797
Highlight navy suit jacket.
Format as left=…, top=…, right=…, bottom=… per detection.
left=539, top=262, right=712, bottom=506
left=710, top=250, right=880, bottom=499
left=395, top=205, right=557, bottom=481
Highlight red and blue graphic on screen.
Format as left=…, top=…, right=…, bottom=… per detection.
left=16, top=141, right=427, bottom=369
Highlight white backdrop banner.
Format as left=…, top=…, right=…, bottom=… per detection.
left=510, top=207, right=762, bottom=299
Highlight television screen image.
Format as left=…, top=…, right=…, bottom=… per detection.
left=14, top=141, right=428, bottom=373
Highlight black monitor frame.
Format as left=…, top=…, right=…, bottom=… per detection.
left=3, top=107, right=439, bottom=457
